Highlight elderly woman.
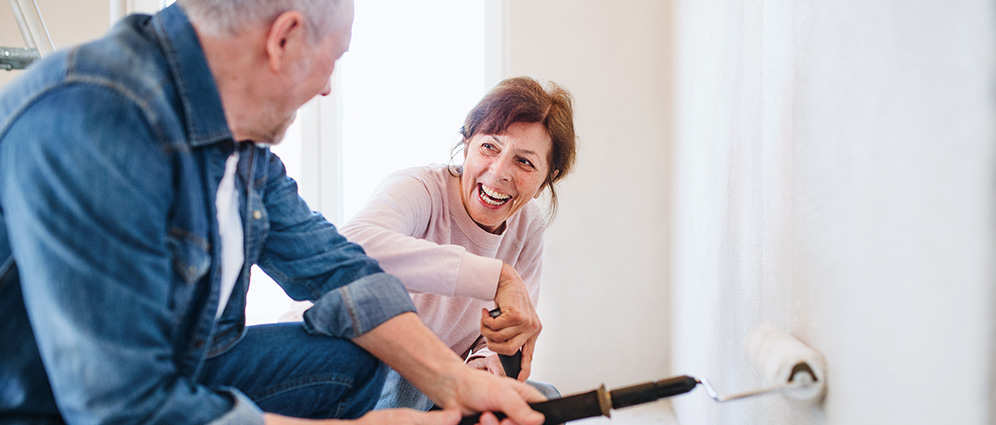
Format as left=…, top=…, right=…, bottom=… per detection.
left=287, top=76, right=577, bottom=410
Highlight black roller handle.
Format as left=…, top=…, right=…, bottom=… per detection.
left=489, top=307, right=522, bottom=380
left=610, top=375, right=699, bottom=409
left=457, top=375, right=699, bottom=425
left=457, top=387, right=606, bottom=425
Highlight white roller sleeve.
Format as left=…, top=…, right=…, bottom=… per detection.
left=746, top=323, right=827, bottom=401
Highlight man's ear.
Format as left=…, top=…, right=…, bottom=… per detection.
left=265, top=11, right=306, bottom=73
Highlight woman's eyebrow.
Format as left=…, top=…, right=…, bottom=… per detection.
left=488, top=135, right=505, bottom=146
left=517, top=148, right=538, bottom=157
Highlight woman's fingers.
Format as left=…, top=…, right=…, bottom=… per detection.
left=517, top=338, right=536, bottom=381
left=467, top=353, right=507, bottom=377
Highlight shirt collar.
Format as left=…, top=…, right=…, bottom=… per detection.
left=152, top=4, right=232, bottom=147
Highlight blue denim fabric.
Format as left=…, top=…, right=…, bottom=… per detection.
left=0, top=4, right=414, bottom=424
left=200, top=323, right=388, bottom=419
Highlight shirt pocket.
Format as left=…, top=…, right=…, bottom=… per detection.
left=167, top=227, right=211, bottom=285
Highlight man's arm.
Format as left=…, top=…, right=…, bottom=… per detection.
left=261, top=313, right=548, bottom=425
left=353, top=312, right=545, bottom=425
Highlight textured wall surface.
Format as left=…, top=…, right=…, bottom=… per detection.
left=669, top=1, right=996, bottom=424
left=500, top=0, right=674, bottom=394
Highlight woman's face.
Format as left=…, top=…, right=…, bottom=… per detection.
left=460, top=121, right=553, bottom=233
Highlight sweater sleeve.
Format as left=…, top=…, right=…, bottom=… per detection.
left=339, top=169, right=501, bottom=301
left=513, top=209, right=546, bottom=309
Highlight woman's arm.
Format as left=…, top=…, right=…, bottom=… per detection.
left=339, top=169, right=501, bottom=300
left=481, top=220, right=546, bottom=380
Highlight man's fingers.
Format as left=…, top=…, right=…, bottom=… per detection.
left=479, top=411, right=501, bottom=425
left=424, top=409, right=461, bottom=425
left=497, top=387, right=545, bottom=425
left=359, top=408, right=461, bottom=425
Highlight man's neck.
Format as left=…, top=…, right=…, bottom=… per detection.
left=191, top=25, right=269, bottom=142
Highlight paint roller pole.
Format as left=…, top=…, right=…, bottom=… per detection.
left=457, top=376, right=699, bottom=425
left=488, top=307, right=522, bottom=380
left=458, top=324, right=827, bottom=424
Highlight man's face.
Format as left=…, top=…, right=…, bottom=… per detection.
left=260, top=1, right=354, bottom=145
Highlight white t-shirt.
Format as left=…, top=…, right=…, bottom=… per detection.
left=215, top=152, right=244, bottom=319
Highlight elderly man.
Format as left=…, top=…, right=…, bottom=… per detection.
left=0, top=1, right=545, bottom=424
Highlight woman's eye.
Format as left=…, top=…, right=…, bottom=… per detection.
left=518, top=158, right=535, bottom=169
left=481, top=143, right=497, bottom=152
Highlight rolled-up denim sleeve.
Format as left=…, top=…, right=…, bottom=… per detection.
left=256, top=151, right=416, bottom=338
left=303, top=272, right=416, bottom=338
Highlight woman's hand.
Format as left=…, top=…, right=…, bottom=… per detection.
left=467, top=353, right=507, bottom=377
left=481, top=263, right=542, bottom=381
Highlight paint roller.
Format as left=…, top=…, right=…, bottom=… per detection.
left=457, top=324, right=826, bottom=425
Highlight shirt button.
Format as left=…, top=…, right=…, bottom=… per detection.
left=253, top=210, right=262, bottom=220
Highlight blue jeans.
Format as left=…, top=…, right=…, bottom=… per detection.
left=374, top=367, right=561, bottom=411
left=199, top=323, right=387, bottom=419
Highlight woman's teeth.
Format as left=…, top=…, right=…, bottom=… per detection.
left=479, top=184, right=511, bottom=206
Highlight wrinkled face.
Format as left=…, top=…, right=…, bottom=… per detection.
left=460, top=121, right=553, bottom=233
left=265, top=3, right=353, bottom=145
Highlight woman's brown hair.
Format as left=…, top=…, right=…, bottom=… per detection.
left=451, top=76, right=577, bottom=219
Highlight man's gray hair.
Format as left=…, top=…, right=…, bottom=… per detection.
left=177, top=0, right=346, bottom=43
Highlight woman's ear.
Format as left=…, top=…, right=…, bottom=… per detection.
left=265, top=11, right=306, bottom=73
left=535, top=169, right=560, bottom=198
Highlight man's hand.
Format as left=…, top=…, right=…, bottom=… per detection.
left=355, top=409, right=461, bottom=425
left=264, top=409, right=461, bottom=425
left=481, top=263, right=541, bottom=381
left=441, top=367, right=546, bottom=425
left=352, top=313, right=545, bottom=425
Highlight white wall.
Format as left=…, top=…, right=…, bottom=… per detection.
left=498, top=1, right=675, bottom=394
left=0, top=1, right=109, bottom=87
left=669, top=1, right=996, bottom=424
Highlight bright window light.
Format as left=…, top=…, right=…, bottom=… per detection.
left=247, top=1, right=487, bottom=325
left=339, top=0, right=486, bottom=220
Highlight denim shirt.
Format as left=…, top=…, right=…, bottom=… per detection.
left=0, top=5, right=415, bottom=424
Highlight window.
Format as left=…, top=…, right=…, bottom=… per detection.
left=117, top=0, right=491, bottom=324
left=248, top=1, right=489, bottom=324
left=338, top=0, right=486, bottom=220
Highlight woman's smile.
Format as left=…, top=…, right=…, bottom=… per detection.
left=460, top=121, right=552, bottom=233
left=478, top=183, right=512, bottom=207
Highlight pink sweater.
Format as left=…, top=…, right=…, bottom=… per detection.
left=339, top=165, right=545, bottom=358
